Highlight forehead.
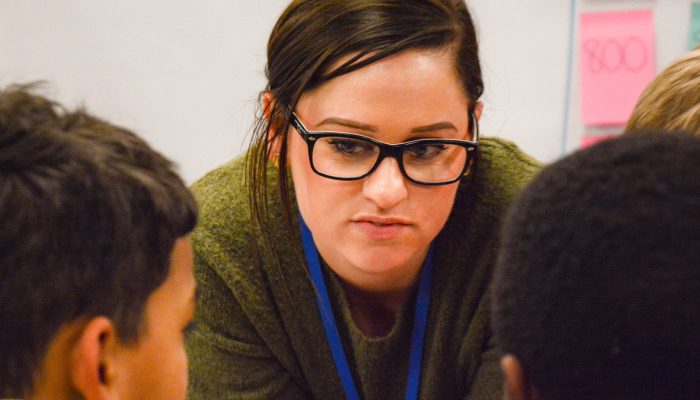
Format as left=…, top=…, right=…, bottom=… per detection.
left=296, top=48, right=470, bottom=134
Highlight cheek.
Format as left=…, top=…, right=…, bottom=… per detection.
left=171, top=343, right=189, bottom=400
left=287, top=130, right=310, bottom=194
left=291, top=164, right=351, bottom=231
left=153, top=334, right=189, bottom=400
left=288, top=139, right=316, bottom=221
left=288, top=134, right=347, bottom=227
left=136, top=331, right=189, bottom=400
left=413, top=185, right=458, bottom=231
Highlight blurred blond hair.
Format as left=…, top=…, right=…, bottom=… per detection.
left=625, top=45, right=700, bottom=135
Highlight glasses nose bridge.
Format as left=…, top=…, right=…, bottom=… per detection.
left=368, top=142, right=409, bottom=185
left=374, top=141, right=405, bottom=168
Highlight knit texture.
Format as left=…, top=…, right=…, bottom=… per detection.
left=186, top=137, right=540, bottom=400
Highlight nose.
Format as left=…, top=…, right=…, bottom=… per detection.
left=362, top=156, right=408, bottom=209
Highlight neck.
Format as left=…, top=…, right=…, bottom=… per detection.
left=341, top=279, right=417, bottom=338
left=31, top=322, right=85, bottom=400
left=314, top=243, right=431, bottom=337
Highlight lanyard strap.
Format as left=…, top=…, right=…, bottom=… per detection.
left=299, top=215, right=434, bottom=400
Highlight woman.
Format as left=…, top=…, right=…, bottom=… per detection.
left=186, top=1, right=540, bottom=399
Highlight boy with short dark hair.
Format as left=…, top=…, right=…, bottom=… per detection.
left=491, top=131, right=700, bottom=400
left=0, top=85, right=198, bottom=400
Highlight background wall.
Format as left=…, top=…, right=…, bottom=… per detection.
left=1, top=0, right=695, bottom=183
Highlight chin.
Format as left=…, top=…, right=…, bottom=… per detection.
left=349, top=249, right=414, bottom=275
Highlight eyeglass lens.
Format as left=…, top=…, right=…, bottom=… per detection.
left=311, top=136, right=468, bottom=183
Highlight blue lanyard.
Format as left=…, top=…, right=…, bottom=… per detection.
left=299, top=215, right=434, bottom=400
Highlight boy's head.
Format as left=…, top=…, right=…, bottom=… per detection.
left=625, top=46, right=700, bottom=135
left=492, top=131, right=700, bottom=400
left=0, top=84, right=198, bottom=399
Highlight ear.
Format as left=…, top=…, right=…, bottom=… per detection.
left=500, top=354, right=542, bottom=400
left=262, top=91, right=275, bottom=123
left=70, top=316, right=119, bottom=400
left=263, top=92, right=283, bottom=160
left=474, top=100, right=484, bottom=121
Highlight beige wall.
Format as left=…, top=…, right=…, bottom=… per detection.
left=0, top=0, right=694, bottom=182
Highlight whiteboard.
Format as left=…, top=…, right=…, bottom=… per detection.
left=1, top=0, right=695, bottom=183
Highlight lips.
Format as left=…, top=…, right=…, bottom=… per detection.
left=351, top=216, right=411, bottom=240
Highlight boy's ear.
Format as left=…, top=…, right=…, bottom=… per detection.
left=70, top=316, right=120, bottom=400
left=500, top=354, right=543, bottom=400
left=262, top=91, right=283, bottom=161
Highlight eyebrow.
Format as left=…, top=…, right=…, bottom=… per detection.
left=410, top=122, right=459, bottom=133
left=316, top=118, right=458, bottom=134
left=317, top=117, right=376, bottom=132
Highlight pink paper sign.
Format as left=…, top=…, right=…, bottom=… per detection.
left=580, top=9, right=656, bottom=126
left=580, top=133, right=620, bottom=148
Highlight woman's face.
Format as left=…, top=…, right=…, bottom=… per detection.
left=288, top=48, right=473, bottom=292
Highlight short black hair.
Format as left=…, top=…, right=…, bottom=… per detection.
left=0, top=84, right=198, bottom=397
left=491, top=131, right=700, bottom=400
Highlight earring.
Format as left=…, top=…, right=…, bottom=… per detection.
left=271, top=153, right=280, bottom=167
left=463, top=160, right=474, bottom=177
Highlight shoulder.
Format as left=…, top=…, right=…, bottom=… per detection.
left=478, top=136, right=542, bottom=184
left=188, top=154, right=293, bottom=284
left=187, top=154, right=262, bottom=288
left=444, top=136, right=542, bottom=238
left=188, top=155, right=288, bottom=320
left=190, top=154, right=249, bottom=235
left=447, top=137, right=542, bottom=237
left=473, top=136, right=542, bottom=204
left=189, top=154, right=281, bottom=254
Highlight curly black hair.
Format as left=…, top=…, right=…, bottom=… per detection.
left=492, top=131, right=700, bottom=400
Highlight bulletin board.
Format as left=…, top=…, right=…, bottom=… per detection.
left=472, top=0, right=699, bottom=163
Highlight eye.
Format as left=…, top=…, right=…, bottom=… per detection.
left=326, top=138, right=374, bottom=155
left=406, top=143, right=447, bottom=159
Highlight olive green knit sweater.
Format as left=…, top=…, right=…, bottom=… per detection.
left=186, top=137, right=540, bottom=400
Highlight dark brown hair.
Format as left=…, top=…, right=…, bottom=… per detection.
left=0, top=84, right=198, bottom=397
left=246, top=0, right=483, bottom=243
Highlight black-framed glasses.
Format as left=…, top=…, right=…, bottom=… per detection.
left=289, top=111, right=479, bottom=186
